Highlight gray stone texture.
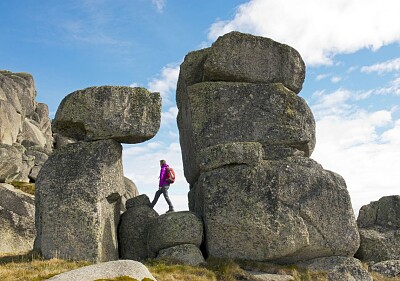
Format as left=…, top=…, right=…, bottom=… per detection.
left=118, top=195, right=159, bottom=261
left=203, top=31, right=305, bottom=94
left=197, top=142, right=264, bottom=173
left=177, top=32, right=358, bottom=264
left=47, top=260, right=156, bottom=281
left=34, top=139, right=125, bottom=262
left=0, top=183, right=36, bottom=253
left=298, top=256, right=372, bottom=281
left=0, top=70, right=53, bottom=185
left=157, top=244, right=205, bottom=266
left=121, top=176, right=140, bottom=212
left=370, top=260, right=400, bottom=278
left=52, top=86, right=161, bottom=144
left=189, top=158, right=359, bottom=263
left=0, top=144, right=24, bottom=183
left=178, top=81, right=315, bottom=184
left=147, top=211, right=204, bottom=255
left=355, top=196, right=400, bottom=262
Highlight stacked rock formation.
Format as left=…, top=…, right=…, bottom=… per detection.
left=0, top=70, right=52, bottom=183
left=0, top=70, right=52, bottom=254
left=177, top=32, right=360, bottom=263
left=35, top=86, right=161, bottom=262
left=119, top=195, right=205, bottom=266
left=355, top=195, right=400, bottom=262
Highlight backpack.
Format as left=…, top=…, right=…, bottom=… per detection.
left=166, top=167, right=176, bottom=184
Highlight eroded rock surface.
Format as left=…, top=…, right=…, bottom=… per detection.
left=52, top=86, right=161, bottom=143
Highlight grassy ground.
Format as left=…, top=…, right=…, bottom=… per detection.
left=1, top=252, right=399, bottom=281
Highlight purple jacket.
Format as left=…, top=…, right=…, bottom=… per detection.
left=159, top=163, right=170, bottom=187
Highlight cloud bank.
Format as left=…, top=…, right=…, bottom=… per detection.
left=208, top=0, right=400, bottom=66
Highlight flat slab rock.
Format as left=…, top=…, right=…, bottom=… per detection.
left=46, top=260, right=156, bottom=281
left=52, top=86, right=161, bottom=143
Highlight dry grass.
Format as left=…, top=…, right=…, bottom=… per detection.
left=145, top=258, right=217, bottom=281
left=0, top=251, right=90, bottom=281
left=1, top=252, right=400, bottom=281
left=9, top=181, right=36, bottom=195
left=371, top=272, right=400, bottom=281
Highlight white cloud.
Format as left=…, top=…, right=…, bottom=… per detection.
left=147, top=64, right=180, bottom=105
left=161, top=106, right=178, bottom=127
left=330, top=76, right=342, bottom=83
left=375, top=76, right=400, bottom=96
left=316, top=74, right=330, bottom=81
left=361, top=57, right=400, bottom=74
left=151, top=0, right=166, bottom=13
left=208, top=0, right=400, bottom=66
left=382, top=119, right=400, bottom=144
left=310, top=89, right=400, bottom=214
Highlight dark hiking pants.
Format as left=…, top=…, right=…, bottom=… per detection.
left=150, top=184, right=173, bottom=210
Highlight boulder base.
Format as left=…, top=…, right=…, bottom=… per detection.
left=189, top=158, right=359, bottom=263
left=35, top=139, right=125, bottom=262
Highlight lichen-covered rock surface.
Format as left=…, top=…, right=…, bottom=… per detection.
left=52, top=86, right=161, bottom=143
left=178, top=32, right=358, bottom=264
left=189, top=158, right=359, bottom=263
left=203, top=31, right=305, bottom=93
left=34, top=139, right=125, bottom=262
left=118, top=195, right=158, bottom=261
left=178, top=81, right=315, bottom=184
left=157, top=244, right=205, bottom=266
left=147, top=211, right=204, bottom=255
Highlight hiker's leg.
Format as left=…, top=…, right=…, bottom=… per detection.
left=150, top=189, right=162, bottom=208
left=161, top=185, right=174, bottom=210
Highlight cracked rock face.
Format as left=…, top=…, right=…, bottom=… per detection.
left=178, top=32, right=359, bottom=263
left=0, top=71, right=53, bottom=184
left=52, top=86, right=161, bottom=144
left=189, top=158, right=359, bottom=263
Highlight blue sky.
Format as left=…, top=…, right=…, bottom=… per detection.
left=1, top=0, right=399, bottom=215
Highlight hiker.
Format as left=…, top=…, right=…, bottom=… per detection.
left=149, top=159, right=175, bottom=213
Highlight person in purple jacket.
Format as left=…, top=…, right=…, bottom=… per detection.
left=149, top=159, right=174, bottom=213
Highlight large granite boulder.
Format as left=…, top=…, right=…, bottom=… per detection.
left=203, top=31, right=305, bottom=93
left=47, top=260, right=156, bottom=281
left=0, top=183, right=35, bottom=253
left=176, top=31, right=305, bottom=110
left=118, top=195, right=159, bottom=261
left=34, top=139, right=125, bottom=262
left=52, top=86, right=161, bottom=143
left=178, top=82, right=315, bottom=184
left=355, top=195, right=400, bottom=262
left=147, top=211, right=204, bottom=255
left=189, top=157, right=359, bottom=263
